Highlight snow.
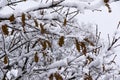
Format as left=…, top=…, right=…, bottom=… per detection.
left=0, top=0, right=52, bottom=18
left=116, top=76, right=120, bottom=80
left=48, top=58, right=68, bottom=69
left=0, top=0, right=111, bottom=18
left=0, top=0, right=8, bottom=8
left=6, top=69, right=18, bottom=80
left=0, top=0, right=120, bottom=80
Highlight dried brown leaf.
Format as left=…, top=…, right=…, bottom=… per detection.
left=63, top=18, right=67, bottom=26
left=54, top=72, right=63, bottom=80
left=58, top=36, right=64, bottom=47
left=84, top=76, right=93, bottom=80
left=80, top=42, right=87, bottom=56
left=40, top=23, right=45, bottom=34
left=34, top=19, right=38, bottom=27
left=43, top=41, right=47, bottom=50
left=34, top=52, right=39, bottom=63
left=41, top=41, right=47, bottom=50
left=21, top=13, right=26, bottom=26
left=2, top=24, right=9, bottom=35
left=4, top=55, right=8, bottom=64
left=75, top=39, right=80, bottom=52
left=84, top=73, right=93, bottom=80
left=9, top=14, right=15, bottom=22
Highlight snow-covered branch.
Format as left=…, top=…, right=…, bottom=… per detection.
left=0, top=0, right=117, bottom=19
left=0, top=0, right=120, bottom=80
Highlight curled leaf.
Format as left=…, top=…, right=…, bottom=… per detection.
left=105, top=3, right=111, bottom=13
left=58, top=36, right=64, bottom=47
left=34, top=52, right=39, bottom=63
left=2, top=24, right=9, bottom=35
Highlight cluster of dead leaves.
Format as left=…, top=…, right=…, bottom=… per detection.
left=75, top=39, right=87, bottom=55
left=49, top=72, right=63, bottom=80
left=75, top=38, right=95, bottom=56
